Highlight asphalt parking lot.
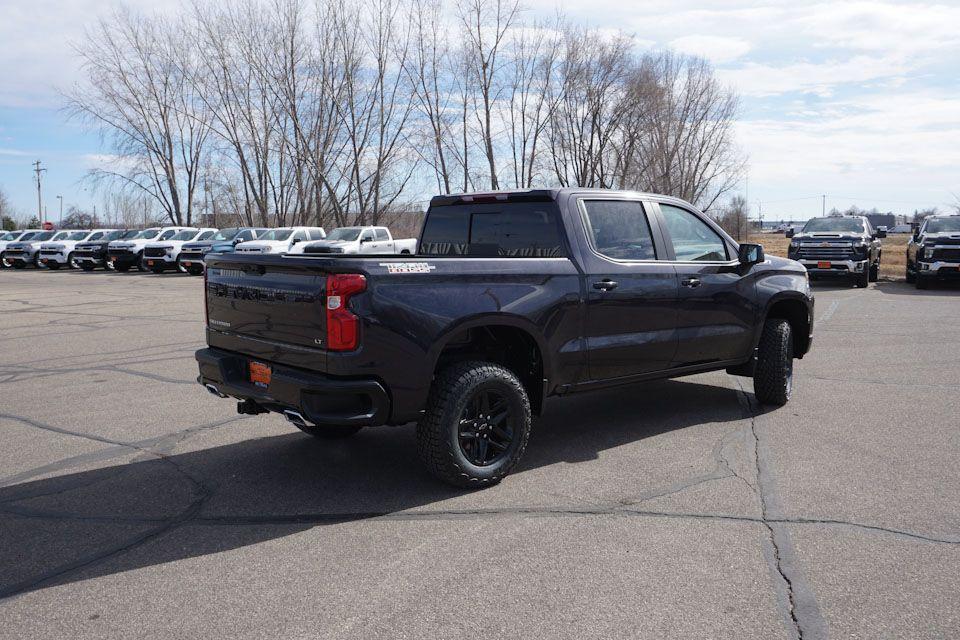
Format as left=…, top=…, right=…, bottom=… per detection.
left=1, top=269, right=958, bottom=639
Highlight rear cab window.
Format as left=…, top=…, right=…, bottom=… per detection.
left=580, top=200, right=657, bottom=261
left=420, top=202, right=565, bottom=257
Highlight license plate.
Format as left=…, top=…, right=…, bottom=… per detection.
left=249, top=361, right=272, bottom=388
left=41, top=259, right=48, bottom=263
left=111, top=257, right=117, bottom=262
left=147, top=260, right=154, bottom=266
left=817, top=261, right=831, bottom=269
left=182, top=261, right=191, bottom=267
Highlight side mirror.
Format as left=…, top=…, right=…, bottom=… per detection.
left=360, top=236, right=372, bottom=244
left=785, top=229, right=795, bottom=238
left=875, top=229, right=887, bottom=239
left=738, top=243, right=764, bottom=266
left=291, top=238, right=301, bottom=245
left=913, top=231, right=921, bottom=242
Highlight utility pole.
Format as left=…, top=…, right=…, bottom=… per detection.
left=57, top=195, right=63, bottom=227
left=32, top=160, right=47, bottom=225
left=821, top=194, right=826, bottom=217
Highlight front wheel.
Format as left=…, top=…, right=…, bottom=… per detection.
left=753, top=319, right=794, bottom=406
left=854, top=266, right=869, bottom=288
left=905, top=259, right=915, bottom=283
left=187, top=265, right=204, bottom=276
left=869, top=259, right=879, bottom=282
left=417, top=361, right=532, bottom=488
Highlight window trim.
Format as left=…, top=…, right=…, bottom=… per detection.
left=651, top=201, right=738, bottom=265
left=576, top=196, right=664, bottom=265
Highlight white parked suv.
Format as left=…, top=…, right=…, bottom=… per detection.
left=143, top=228, right=217, bottom=273
left=107, top=227, right=194, bottom=272
left=3, top=230, right=69, bottom=269
left=38, top=229, right=119, bottom=270
left=296, top=225, right=416, bottom=255
left=234, top=227, right=326, bottom=254
left=0, top=230, right=32, bottom=269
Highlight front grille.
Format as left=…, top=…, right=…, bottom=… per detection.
left=5, top=250, right=26, bottom=258
left=75, top=248, right=100, bottom=256
left=40, top=249, right=61, bottom=256
left=796, top=244, right=856, bottom=260
left=108, top=248, right=133, bottom=258
left=144, top=247, right=168, bottom=258
left=179, top=251, right=204, bottom=261
left=931, top=248, right=960, bottom=262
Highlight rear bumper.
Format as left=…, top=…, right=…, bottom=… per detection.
left=196, top=347, right=390, bottom=427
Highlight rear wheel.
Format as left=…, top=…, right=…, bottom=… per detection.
left=417, top=361, right=532, bottom=488
left=754, top=319, right=794, bottom=406
left=295, top=423, right=363, bottom=439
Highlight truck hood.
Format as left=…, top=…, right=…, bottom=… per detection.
left=40, top=240, right=84, bottom=251
left=76, top=241, right=110, bottom=251
left=302, top=240, right=351, bottom=254
left=5, top=241, right=41, bottom=251
left=145, top=240, right=192, bottom=250
left=109, top=239, right=150, bottom=250
left=921, top=233, right=960, bottom=244
left=182, top=241, right=217, bottom=251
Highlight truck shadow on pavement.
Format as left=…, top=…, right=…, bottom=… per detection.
left=0, top=377, right=769, bottom=599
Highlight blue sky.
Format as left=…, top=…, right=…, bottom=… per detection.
left=1, top=0, right=958, bottom=222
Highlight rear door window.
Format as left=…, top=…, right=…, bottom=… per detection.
left=420, top=202, right=564, bottom=257
left=581, top=200, right=657, bottom=261
left=375, top=228, right=389, bottom=241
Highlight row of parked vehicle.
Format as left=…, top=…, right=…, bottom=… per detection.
left=0, top=225, right=417, bottom=274
left=784, top=213, right=960, bottom=289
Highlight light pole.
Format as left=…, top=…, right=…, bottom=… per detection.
left=57, top=195, right=63, bottom=228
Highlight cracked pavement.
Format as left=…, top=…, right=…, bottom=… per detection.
left=1, top=270, right=958, bottom=639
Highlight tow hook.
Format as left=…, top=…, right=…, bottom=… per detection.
left=237, top=399, right=268, bottom=415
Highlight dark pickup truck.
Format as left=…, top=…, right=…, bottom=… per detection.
left=197, top=189, right=814, bottom=487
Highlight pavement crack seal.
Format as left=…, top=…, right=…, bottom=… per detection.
left=735, top=381, right=829, bottom=640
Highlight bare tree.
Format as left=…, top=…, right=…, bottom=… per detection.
left=68, top=8, right=211, bottom=225
left=547, top=27, right=633, bottom=188
left=457, top=0, right=521, bottom=190
left=620, top=52, right=744, bottom=211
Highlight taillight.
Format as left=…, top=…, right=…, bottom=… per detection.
left=203, top=265, right=210, bottom=326
left=326, top=273, right=366, bottom=351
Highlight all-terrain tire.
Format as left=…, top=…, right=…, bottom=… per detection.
left=187, top=265, right=204, bottom=276
left=854, top=266, right=869, bottom=288
left=417, top=361, right=531, bottom=488
left=869, top=260, right=879, bottom=282
left=753, top=319, right=794, bottom=406
left=295, top=424, right=363, bottom=439
left=905, top=260, right=915, bottom=283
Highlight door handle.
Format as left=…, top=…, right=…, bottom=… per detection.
left=681, top=277, right=702, bottom=288
left=592, top=279, right=618, bottom=291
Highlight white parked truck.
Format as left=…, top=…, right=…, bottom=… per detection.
left=106, top=227, right=194, bottom=272
left=296, top=226, right=417, bottom=255
left=234, top=227, right=326, bottom=255
left=3, top=230, right=70, bottom=268
left=143, top=228, right=218, bottom=273
left=0, top=230, right=33, bottom=269
left=38, top=229, right=119, bottom=269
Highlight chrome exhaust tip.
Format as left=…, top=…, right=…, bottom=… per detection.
left=283, top=409, right=309, bottom=428
left=205, top=383, right=227, bottom=398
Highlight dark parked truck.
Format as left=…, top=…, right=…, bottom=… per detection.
left=906, top=214, right=960, bottom=289
left=197, top=189, right=814, bottom=487
left=786, top=215, right=884, bottom=287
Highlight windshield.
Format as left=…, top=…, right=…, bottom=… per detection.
left=258, top=229, right=292, bottom=241
left=104, top=230, right=126, bottom=241
left=134, top=228, right=160, bottom=240
left=211, top=228, right=239, bottom=241
left=52, top=232, right=70, bottom=241
left=925, top=218, right=960, bottom=233
left=801, top=218, right=865, bottom=233
left=67, top=231, right=89, bottom=241
left=0, top=232, right=18, bottom=241
left=171, top=230, right=198, bottom=241
left=326, top=227, right=362, bottom=241
left=120, top=230, right=139, bottom=239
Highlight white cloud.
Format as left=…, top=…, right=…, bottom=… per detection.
left=668, top=35, right=751, bottom=64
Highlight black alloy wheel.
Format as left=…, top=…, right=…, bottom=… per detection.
left=458, top=389, right=514, bottom=467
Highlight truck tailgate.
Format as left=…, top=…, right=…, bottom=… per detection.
left=205, top=261, right=327, bottom=351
